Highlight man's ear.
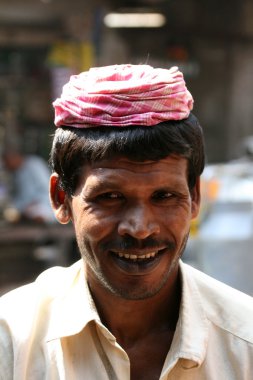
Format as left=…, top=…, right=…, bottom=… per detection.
left=49, top=173, right=71, bottom=224
left=190, top=176, right=201, bottom=219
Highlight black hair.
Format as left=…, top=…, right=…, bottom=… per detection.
left=49, top=113, right=205, bottom=195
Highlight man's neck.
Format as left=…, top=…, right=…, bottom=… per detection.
left=87, top=267, right=181, bottom=348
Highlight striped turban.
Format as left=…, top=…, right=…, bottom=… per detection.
left=53, top=64, right=193, bottom=128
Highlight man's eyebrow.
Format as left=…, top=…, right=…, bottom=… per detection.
left=83, top=179, right=120, bottom=194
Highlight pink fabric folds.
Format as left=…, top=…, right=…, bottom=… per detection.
left=53, top=64, right=193, bottom=128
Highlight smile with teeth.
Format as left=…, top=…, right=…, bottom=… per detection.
left=114, top=251, right=158, bottom=260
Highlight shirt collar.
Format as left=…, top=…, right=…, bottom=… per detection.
left=163, top=260, right=210, bottom=373
left=45, top=259, right=210, bottom=370
left=46, top=260, right=99, bottom=342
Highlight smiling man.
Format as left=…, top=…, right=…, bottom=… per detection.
left=0, top=64, right=253, bottom=380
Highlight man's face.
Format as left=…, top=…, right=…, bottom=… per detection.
left=65, top=155, right=200, bottom=300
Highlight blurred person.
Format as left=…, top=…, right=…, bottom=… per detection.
left=0, top=64, right=252, bottom=379
left=2, top=147, right=55, bottom=223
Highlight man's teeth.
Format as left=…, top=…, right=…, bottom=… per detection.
left=116, top=252, right=157, bottom=259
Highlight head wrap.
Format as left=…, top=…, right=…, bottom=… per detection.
left=53, top=64, right=193, bottom=128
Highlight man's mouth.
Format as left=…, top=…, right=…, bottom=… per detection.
left=109, top=248, right=166, bottom=273
left=113, top=251, right=158, bottom=261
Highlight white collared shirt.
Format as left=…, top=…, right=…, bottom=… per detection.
left=0, top=260, right=253, bottom=379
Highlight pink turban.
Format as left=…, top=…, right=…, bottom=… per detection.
left=53, top=64, right=193, bottom=128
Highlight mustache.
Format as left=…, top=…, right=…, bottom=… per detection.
left=101, top=236, right=175, bottom=252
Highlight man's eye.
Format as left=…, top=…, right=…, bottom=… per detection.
left=98, top=192, right=123, bottom=200
left=152, top=191, right=173, bottom=200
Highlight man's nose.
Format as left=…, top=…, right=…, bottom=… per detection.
left=118, top=204, right=160, bottom=239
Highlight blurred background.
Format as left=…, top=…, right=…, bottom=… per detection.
left=0, top=0, right=253, bottom=295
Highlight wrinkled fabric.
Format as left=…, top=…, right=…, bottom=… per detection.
left=1, top=260, right=253, bottom=379
left=53, top=64, right=193, bottom=128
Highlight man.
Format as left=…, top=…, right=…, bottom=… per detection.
left=2, top=148, right=55, bottom=223
left=0, top=64, right=252, bottom=379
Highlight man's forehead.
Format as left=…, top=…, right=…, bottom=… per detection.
left=86, top=155, right=188, bottom=175
left=75, top=156, right=189, bottom=195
